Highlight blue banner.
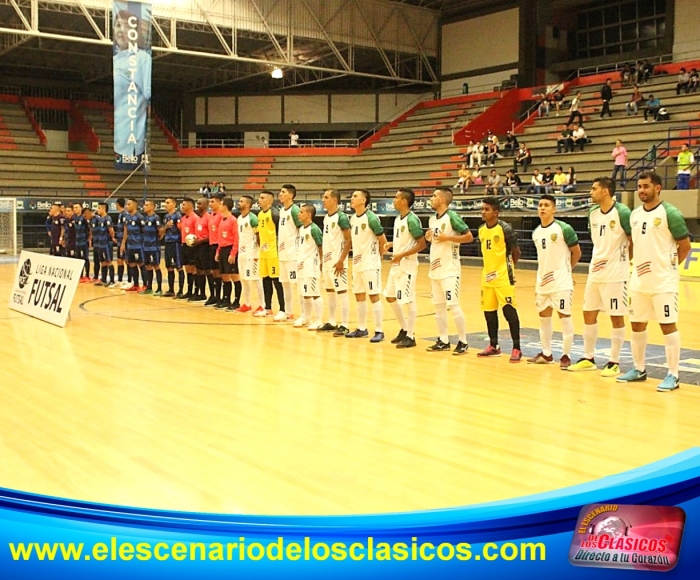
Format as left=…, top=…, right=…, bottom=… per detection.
left=1, top=450, right=699, bottom=578
left=113, top=1, right=152, bottom=170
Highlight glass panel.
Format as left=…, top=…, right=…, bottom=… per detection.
left=639, top=21, right=656, bottom=39
left=588, top=29, right=603, bottom=47
left=638, top=1, right=654, bottom=18
left=604, top=6, right=620, bottom=25
left=605, top=27, right=621, bottom=44
left=621, top=23, right=637, bottom=41
left=588, top=10, right=603, bottom=28
left=640, top=39, right=657, bottom=50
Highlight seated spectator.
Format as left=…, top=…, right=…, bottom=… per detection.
left=626, top=85, right=644, bottom=115
left=556, top=125, right=573, bottom=153
left=485, top=169, right=502, bottom=194
left=471, top=164, right=483, bottom=185
left=542, top=167, right=554, bottom=193
left=690, top=68, right=699, bottom=93
left=199, top=181, right=211, bottom=195
left=513, top=143, right=532, bottom=173
left=470, top=141, right=484, bottom=168
left=553, top=166, right=568, bottom=192
left=552, top=89, right=564, bottom=116
left=571, top=124, right=587, bottom=152
left=486, top=141, right=500, bottom=166
left=502, top=170, right=522, bottom=195
left=537, top=92, right=550, bottom=117
left=218, top=182, right=226, bottom=193
left=676, top=68, right=690, bottom=95
left=644, top=94, right=661, bottom=122
left=639, top=60, right=653, bottom=84
left=620, top=63, right=632, bottom=87
left=527, top=169, right=544, bottom=194
left=563, top=167, right=577, bottom=193
left=211, top=181, right=220, bottom=194
left=462, top=140, right=475, bottom=166
left=454, top=164, right=471, bottom=192
left=676, top=143, right=695, bottom=190
left=504, top=130, right=519, bottom=156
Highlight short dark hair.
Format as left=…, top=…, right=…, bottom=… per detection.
left=638, top=171, right=662, bottom=187
left=482, top=197, right=500, bottom=211
left=97, top=202, right=108, bottom=211
left=281, top=184, right=297, bottom=198
left=81, top=207, right=92, bottom=215
left=240, top=195, right=254, bottom=206
left=325, top=189, right=340, bottom=202
left=212, top=193, right=224, bottom=202
left=355, top=189, right=371, bottom=207
left=128, top=197, right=138, bottom=205
left=540, top=194, right=557, bottom=205
left=166, top=196, right=178, bottom=204
left=223, top=197, right=234, bottom=211
left=116, top=197, right=126, bottom=208
left=260, top=190, right=275, bottom=196
left=182, top=197, right=195, bottom=206
left=593, top=177, right=616, bottom=197
left=302, top=203, right=317, bottom=218
left=397, top=188, right=415, bottom=207
left=435, top=188, right=453, bottom=204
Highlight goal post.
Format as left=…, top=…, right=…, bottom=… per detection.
left=0, top=197, right=18, bottom=256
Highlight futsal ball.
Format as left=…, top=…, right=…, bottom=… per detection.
left=186, top=234, right=197, bottom=246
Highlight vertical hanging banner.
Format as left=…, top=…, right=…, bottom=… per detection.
left=113, top=1, right=152, bottom=170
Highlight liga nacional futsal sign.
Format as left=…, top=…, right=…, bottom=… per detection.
left=8, top=251, right=84, bottom=327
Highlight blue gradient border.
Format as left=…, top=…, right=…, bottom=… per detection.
left=2, top=448, right=699, bottom=578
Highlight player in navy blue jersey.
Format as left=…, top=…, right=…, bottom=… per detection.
left=89, top=208, right=101, bottom=281
left=115, top=198, right=132, bottom=288
left=93, top=203, right=116, bottom=286
left=121, top=198, right=146, bottom=292
left=73, top=204, right=91, bottom=281
left=162, top=196, right=185, bottom=298
left=141, top=200, right=164, bottom=295
left=47, top=204, right=65, bottom=257
left=62, top=205, right=77, bottom=259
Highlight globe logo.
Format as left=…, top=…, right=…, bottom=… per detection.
left=593, top=516, right=629, bottom=538
left=18, top=259, right=31, bottom=289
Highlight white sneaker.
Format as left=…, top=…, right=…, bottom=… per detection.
left=273, top=311, right=287, bottom=322
left=121, top=281, right=133, bottom=290
left=107, top=282, right=118, bottom=289
left=252, top=307, right=267, bottom=317
left=293, top=317, right=308, bottom=328
left=307, top=322, right=321, bottom=331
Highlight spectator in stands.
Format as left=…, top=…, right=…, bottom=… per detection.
left=537, top=92, right=550, bottom=117
left=289, top=129, right=299, bottom=146
left=620, top=63, right=632, bottom=87
left=454, top=164, right=471, bottom=192
left=514, top=144, right=532, bottom=173
left=471, top=164, right=483, bottom=185
left=689, top=68, right=699, bottom=93
left=553, top=166, right=568, bottom=192
left=503, top=131, right=519, bottom=156
left=599, top=78, right=613, bottom=118
left=676, top=68, right=690, bottom=95
left=527, top=169, right=544, bottom=194
left=486, top=141, right=500, bottom=166
left=611, top=139, right=628, bottom=189
left=639, top=60, right=653, bottom=84
left=462, top=141, right=475, bottom=166
left=556, top=125, right=574, bottom=154
left=471, top=141, right=484, bottom=168
left=218, top=183, right=226, bottom=194
left=211, top=181, right=220, bottom=194
left=626, top=85, right=644, bottom=115
left=566, top=91, right=583, bottom=126
left=542, top=167, right=554, bottom=193
left=563, top=166, right=577, bottom=193
left=199, top=181, right=211, bottom=195
left=502, top=169, right=522, bottom=194
left=676, top=143, right=695, bottom=190
left=643, top=94, right=661, bottom=122
left=485, top=169, right=502, bottom=194
left=552, top=89, right=564, bottom=116
left=571, top=123, right=587, bottom=152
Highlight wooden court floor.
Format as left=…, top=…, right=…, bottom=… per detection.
left=1, top=262, right=699, bottom=516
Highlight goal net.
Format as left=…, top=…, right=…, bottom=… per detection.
left=0, top=197, right=18, bottom=255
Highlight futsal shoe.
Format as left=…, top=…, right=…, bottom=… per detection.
left=307, top=323, right=321, bottom=331
left=396, top=336, right=417, bottom=349
left=107, top=282, right=119, bottom=290
left=162, top=291, right=175, bottom=298
left=252, top=307, right=267, bottom=317
left=125, top=285, right=140, bottom=293
left=204, top=297, right=218, bottom=307
left=345, top=329, right=369, bottom=339
left=139, top=288, right=153, bottom=295
left=316, top=323, right=337, bottom=332
left=477, top=345, right=501, bottom=357
left=153, top=290, right=163, bottom=297
left=226, top=304, right=237, bottom=312
left=177, top=292, right=190, bottom=300
left=616, top=368, right=647, bottom=383
left=273, top=311, right=288, bottom=322
left=93, top=280, right=105, bottom=287
left=509, top=349, right=523, bottom=363
left=452, top=341, right=468, bottom=356
left=333, top=325, right=350, bottom=337
left=527, top=352, right=553, bottom=364
left=657, top=374, right=680, bottom=392
left=601, top=362, right=621, bottom=377
left=568, top=358, right=597, bottom=372
left=214, top=301, right=229, bottom=310
left=426, top=339, right=451, bottom=352
left=391, top=329, right=408, bottom=344
left=235, top=304, right=252, bottom=313
left=120, top=281, right=133, bottom=290
left=293, top=317, right=309, bottom=328
left=370, top=332, right=385, bottom=343
left=560, top=355, right=572, bottom=370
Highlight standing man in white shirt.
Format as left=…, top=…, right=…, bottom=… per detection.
left=275, top=184, right=303, bottom=322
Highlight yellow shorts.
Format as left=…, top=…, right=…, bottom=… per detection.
left=481, top=285, right=516, bottom=311
left=259, top=254, right=279, bottom=278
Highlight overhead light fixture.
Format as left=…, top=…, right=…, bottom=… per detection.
left=271, top=67, right=283, bottom=79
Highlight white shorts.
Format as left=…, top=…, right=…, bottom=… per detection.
left=279, top=259, right=297, bottom=283
left=535, top=290, right=573, bottom=315
left=300, top=276, right=321, bottom=298
left=430, top=276, right=460, bottom=306
left=383, top=267, right=417, bottom=305
left=583, top=280, right=628, bottom=315
left=240, top=257, right=260, bottom=281
left=629, top=291, right=678, bottom=324
left=323, top=267, right=349, bottom=292
left=352, top=268, right=381, bottom=296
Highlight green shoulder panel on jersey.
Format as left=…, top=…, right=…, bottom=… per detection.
left=615, top=202, right=632, bottom=235
left=662, top=201, right=690, bottom=241
left=499, top=220, right=519, bottom=250
left=447, top=210, right=469, bottom=234
left=366, top=211, right=384, bottom=235
left=310, top=223, right=323, bottom=246
left=587, top=204, right=600, bottom=231
left=556, top=219, right=579, bottom=246
left=248, top=213, right=259, bottom=228
left=291, top=204, right=303, bottom=228
left=406, top=212, right=424, bottom=239
left=337, top=211, right=350, bottom=230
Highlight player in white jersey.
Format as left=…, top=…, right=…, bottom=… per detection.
left=617, top=172, right=691, bottom=391
left=425, top=188, right=474, bottom=355
left=528, top=194, right=581, bottom=369
left=275, top=184, right=303, bottom=322
left=294, top=204, right=324, bottom=330
left=569, top=177, right=631, bottom=376
left=236, top=195, right=265, bottom=316
left=346, top=189, right=388, bottom=343
left=318, top=189, right=353, bottom=336
left=383, top=188, right=426, bottom=349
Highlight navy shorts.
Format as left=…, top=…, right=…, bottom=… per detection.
left=165, top=242, right=182, bottom=269
left=126, top=246, right=144, bottom=264
left=97, top=245, right=113, bottom=263
left=76, top=245, right=88, bottom=260
left=144, top=248, right=161, bottom=267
